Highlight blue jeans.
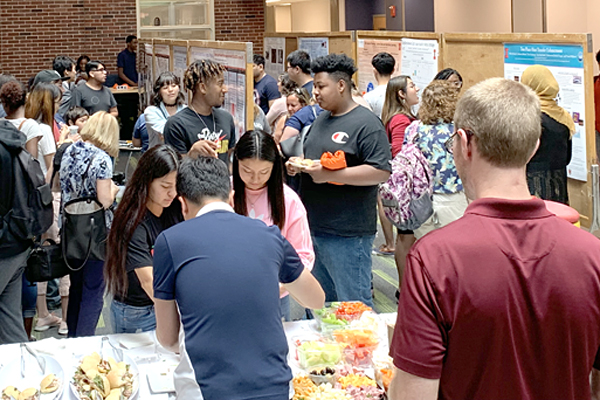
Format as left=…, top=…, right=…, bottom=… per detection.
left=111, top=300, right=156, bottom=333
left=311, top=233, right=375, bottom=307
left=21, top=274, right=37, bottom=319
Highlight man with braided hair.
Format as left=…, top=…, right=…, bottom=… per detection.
left=164, top=59, right=236, bottom=164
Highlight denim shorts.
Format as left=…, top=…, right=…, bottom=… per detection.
left=110, top=300, right=156, bottom=334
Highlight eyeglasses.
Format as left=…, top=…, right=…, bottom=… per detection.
left=445, top=129, right=474, bottom=154
left=91, top=68, right=107, bottom=73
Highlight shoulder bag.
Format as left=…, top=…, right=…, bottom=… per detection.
left=61, top=153, right=108, bottom=271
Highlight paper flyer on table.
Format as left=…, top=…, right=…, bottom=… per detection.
left=503, top=43, right=587, bottom=181
left=356, top=39, right=402, bottom=94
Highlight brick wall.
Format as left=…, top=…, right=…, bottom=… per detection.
left=0, top=0, right=266, bottom=82
left=215, top=0, right=265, bottom=55
left=0, top=0, right=137, bottom=83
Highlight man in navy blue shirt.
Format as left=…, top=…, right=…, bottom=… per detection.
left=253, top=54, right=280, bottom=114
left=153, top=156, right=325, bottom=399
left=287, top=50, right=314, bottom=96
left=117, top=35, right=138, bottom=86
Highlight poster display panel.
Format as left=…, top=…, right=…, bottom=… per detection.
left=173, top=45, right=188, bottom=103
left=144, top=43, right=154, bottom=104
left=264, top=37, right=286, bottom=78
left=357, top=39, right=402, bottom=94
left=190, top=46, right=247, bottom=138
left=504, top=43, right=587, bottom=181
left=298, top=37, right=329, bottom=61
left=400, top=38, right=439, bottom=97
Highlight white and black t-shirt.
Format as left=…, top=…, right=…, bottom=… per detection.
left=163, top=107, right=236, bottom=165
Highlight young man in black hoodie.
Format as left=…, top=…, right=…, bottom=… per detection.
left=0, top=119, right=31, bottom=344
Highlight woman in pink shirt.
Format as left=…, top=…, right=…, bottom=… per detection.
left=233, top=130, right=314, bottom=321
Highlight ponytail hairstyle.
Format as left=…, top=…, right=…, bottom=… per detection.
left=233, top=130, right=285, bottom=230
left=105, top=145, right=181, bottom=297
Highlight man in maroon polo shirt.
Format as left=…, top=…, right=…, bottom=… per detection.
left=388, top=77, right=600, bottom=400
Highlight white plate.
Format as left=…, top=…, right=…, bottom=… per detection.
left=70, top=354, right=139, bottom=400
left=288, top=159, right=317, bottom=170
left=0, top=354, right=64, bottom=400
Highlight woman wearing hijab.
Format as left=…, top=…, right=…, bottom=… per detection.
left=521, top=65, right=576, bottom=205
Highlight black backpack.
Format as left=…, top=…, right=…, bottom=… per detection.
left=0, top=125, right=53, bottom=242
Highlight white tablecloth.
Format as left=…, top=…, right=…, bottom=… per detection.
left=0, top=313, right=397, bottom=399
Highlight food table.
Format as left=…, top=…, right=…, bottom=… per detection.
left=0, top=310, right=397, bottom=400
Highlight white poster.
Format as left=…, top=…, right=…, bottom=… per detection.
left=400, top=38, right=439, bottom=96
left=173, top=45, right=188, bottom=103
left=504, top=43, right=587, bottom=181
left=264, top=37, right=286, bottom=79
left=154, top=44, right=170, bottom=78
left=190, top=46, right=248, bottom=138
left=298, top=37, right=329, bottom=61
left=357, top=39, right=402, bottom=94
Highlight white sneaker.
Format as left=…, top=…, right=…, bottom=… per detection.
left=58, top=321, right=68, bottom=335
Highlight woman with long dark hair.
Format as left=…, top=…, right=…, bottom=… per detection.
left=105, top=145, right=182, bottom=333
left=143, top=72, right=186, bottom=149
left=233, top=130, right=314, bottom=321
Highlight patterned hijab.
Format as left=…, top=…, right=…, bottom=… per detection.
left=521, top=64, right=576, bottom=136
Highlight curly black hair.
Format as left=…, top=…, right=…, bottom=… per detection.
left=311, top=53, right=357, bottom=87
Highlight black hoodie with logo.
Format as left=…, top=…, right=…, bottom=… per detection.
left=0, top=119, right=30, bottom=256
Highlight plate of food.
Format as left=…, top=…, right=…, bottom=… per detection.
left=70, top=352, right=138, bottom=400
left=288, top=157, right=317, bottom=170
left=0, top=354, right=64, bottom=400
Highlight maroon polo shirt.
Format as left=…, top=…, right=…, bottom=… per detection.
left=391, top=197, right=600, bottom=400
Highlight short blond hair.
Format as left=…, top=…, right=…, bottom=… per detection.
left=454, top=78, right=540, bottom=168
left=79, top=111, right=120, bottom=158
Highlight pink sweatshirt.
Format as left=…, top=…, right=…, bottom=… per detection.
left=245, top=185, right=315, bottom=297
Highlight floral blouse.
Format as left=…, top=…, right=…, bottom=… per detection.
left=60, top=141, right=113, bottom=227
left=407, top=120, right=463, bottom=194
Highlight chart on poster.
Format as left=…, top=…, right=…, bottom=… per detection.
left=298, top=37, right=329, bottom=61
left=504, top=43, right=586, bottom=181
left=356, top=39, right=402, bottom=94
left=264, top=37, right=286, bottom=79
left=400, top=38, right=439, bottom=98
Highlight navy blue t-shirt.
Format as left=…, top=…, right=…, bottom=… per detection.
left=117, top=49, right=138, bottom=84
left=153, top=209, right=304, bottom=400
left=302, top=80, right=314, bottom=97
left=284, top=104, right=323, bottom=132
left=254, top=74, right=280, bottom=114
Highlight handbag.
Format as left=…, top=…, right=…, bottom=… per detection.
left=60, top=153, right=108, bottom=270
left=26, top=239, right=71, bottom=282
left=280, top=105, right=318, bottom=158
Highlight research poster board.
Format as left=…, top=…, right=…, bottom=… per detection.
left=264, top=37, right=286, bottom=78
left=190, top=46, right=248, bottom=138
left=503, top=43, right=587, bottom=181
left=298, top=37, right=329, bottom=61
left=154, top=43, right=170, bottom=79
left=356, top=39, right=402, bottom=94
left=144, top=43, right=154, bottom=105
left=172, top=44, right=188, bottom=103
left=400, top=38, right=440, bottom=96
